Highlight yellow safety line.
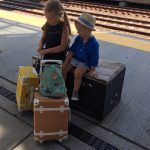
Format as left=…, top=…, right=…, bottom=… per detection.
left=94, top=32, right=150, bottom=52
left=0, top=9, right=150, bottom=52
left=0, top=10, right=45, bottom=27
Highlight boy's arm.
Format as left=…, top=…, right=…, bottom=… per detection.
left=62, top=51, right=74, bottom=70
left=63, top=36, right=78, bottom=68
left=65, top=51, right=74, bottom=63
left=88, top=66, right=96, bottom=77
left=64, top=35, right=78, bottom=62
left=88, top=41, right=99, bottom=77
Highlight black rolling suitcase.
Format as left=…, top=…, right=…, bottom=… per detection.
left=66, top=59, right=126, bottom=121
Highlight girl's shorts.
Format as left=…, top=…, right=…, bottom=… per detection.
left=70, top=58, right=89, bottom=70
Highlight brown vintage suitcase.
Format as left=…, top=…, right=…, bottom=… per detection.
left=34, top=92, right=70, bottom=143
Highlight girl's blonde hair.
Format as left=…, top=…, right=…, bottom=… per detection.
left=44, top=0, right=71, bottom=35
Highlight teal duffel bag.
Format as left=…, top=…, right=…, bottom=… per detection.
left=39, top=62, right=66, bottom=98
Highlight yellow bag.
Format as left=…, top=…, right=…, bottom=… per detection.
left=16, top=66, right=39, bottom=112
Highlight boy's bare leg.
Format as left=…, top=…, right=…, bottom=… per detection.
left=62, top=63, right=74, bottom=81
left=74, top=67, right=88, bottom=92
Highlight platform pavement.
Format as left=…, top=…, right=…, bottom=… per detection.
left=0, top=77, right=146, bottom=150
left=0, top=78, right=93, bottom=150
left=0, top=95, right=32, bottom=150
left=0, top=96, right=69, bottom=150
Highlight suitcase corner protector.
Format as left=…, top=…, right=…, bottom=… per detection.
left=65, top=97, right=69, bottom=106
left=34, top=99, right=39, bottom=106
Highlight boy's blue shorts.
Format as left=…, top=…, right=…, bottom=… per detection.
left=70, top=58, right=89, bottom=70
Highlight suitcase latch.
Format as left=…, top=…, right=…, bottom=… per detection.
left=22, top=76, right=28, bottom=82
left=39, top=106, right=44, bottom=113
left=59, top=129, right=64, bottom=136
left=88, top=84, right=92, bottom=87
left=60, top=105, right=65, bottom=113
left=39, top=131, right=44, bottom=137
left=110, top=92, right=118, bottom=105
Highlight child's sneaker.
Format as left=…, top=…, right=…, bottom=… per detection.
left=71, top=91, right=79, bottom=101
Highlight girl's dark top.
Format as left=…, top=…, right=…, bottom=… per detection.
left=42, top=21, right=66, bottom=61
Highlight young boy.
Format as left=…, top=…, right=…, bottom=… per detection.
left=63, top=12, right=99, bottom=101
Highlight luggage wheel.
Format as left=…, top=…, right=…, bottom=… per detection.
left=39, top=140, right=43, bottom=144
left=34, top=137, right=38, bottom=142
left=63, top=135, right=68, bottom=140
left=18, top=108, right=23, bottom=113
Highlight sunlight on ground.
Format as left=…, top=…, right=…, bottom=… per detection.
left=0, top=125, right=8, bottom=139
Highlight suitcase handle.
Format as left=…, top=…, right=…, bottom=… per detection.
left=82, top=82, right=93, bottom=88
left=39, top=60, right=62, bottom=77
left=40, top=60, right=62, bottom=65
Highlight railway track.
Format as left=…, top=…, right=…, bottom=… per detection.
left=0, top=0, right=150, bottom=37
left=61, top=0, right=150, bottom=16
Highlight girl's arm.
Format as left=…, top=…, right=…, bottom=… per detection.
left=39, top=25, right=69, bottom=55
left=39, top=31, right=46, bottom=47
left=37, top=30, right=46, bottom=52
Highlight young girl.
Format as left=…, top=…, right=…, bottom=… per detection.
left=37, top=0, right=71, bottom=62
left=63, top=13, right=99, bottom=101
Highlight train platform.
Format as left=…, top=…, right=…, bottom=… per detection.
left=0, top=9, right=150, bottom=150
